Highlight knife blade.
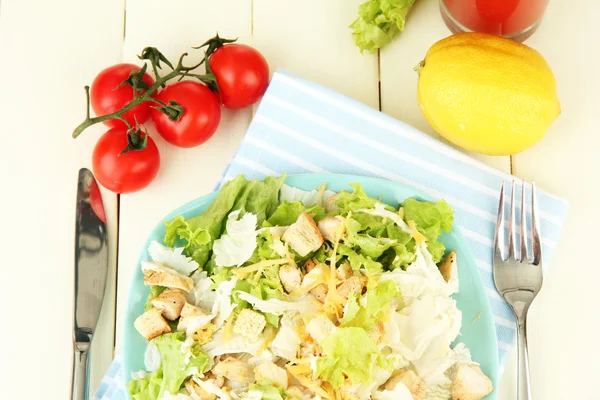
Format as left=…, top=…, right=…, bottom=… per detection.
left=71, top=168, right=109, bottom=400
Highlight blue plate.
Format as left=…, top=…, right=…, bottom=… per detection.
left=122, top=174, right=498, bottom=398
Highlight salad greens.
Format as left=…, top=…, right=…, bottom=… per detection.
left=316, top=327, right=392, bottom=388
left=350, top=0, right=417, bottom=53
left=127, top=332, right=208, bottom=399
left=129, top=174, right=493, bottom=400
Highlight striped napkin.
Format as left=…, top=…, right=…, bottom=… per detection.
left=93, top=69, right=568, bottom=399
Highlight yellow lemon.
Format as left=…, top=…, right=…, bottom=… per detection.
left=416, top=32, right=560, bottom=156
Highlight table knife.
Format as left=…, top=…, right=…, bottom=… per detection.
left=71, top=168, right=109, bottom=400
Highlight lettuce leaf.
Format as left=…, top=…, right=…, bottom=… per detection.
left=164, top=216, right=211, bottom=267
left=154, top=332, right=208, bottom=396
left=338, top=244, right=383, bottom=276
left=233, top=175, right=286, bottom=225
left=334, top=183, right=379, bottom=214
left=345, top=218, right=394, bottom=259
left=340, top=280, right=398, bottom=331
left=127, top=332, right=209, bottom=400
left=267, top=201, right=325, bottom=226
left=164, top=174, right=285, bottom=268
left=248, top=382, right=287, bottom=400
left=350, top=0, right=417, bottom=54
left=402, top=198, right=454, bottom=262
left=316, top=327, right=391, bottom=388
left=127, top=370, right=162, bottom=400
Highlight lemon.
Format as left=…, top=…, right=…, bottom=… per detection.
left=416, top=32, right=560, bottom=156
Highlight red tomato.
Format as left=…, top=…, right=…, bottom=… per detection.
left=90, top=63, right=155, bottom=128
left=151, top=81, right=221, bottom=148
left=92, top=128, right=160, bottom=194
left=209, top=44, right=270, bottom=109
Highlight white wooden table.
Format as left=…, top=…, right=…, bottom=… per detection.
left=1, top=0, right=598, bottom=399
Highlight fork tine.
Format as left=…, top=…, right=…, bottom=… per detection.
left=531, top=182, right=542, bottom=265
left=520, top=180, right=528, bottom=262
left=494, top=182, right=507, bottom=262
left=508, top=181, right=517, bottom=260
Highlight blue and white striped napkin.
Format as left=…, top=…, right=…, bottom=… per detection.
left=93, top=69, right=568, bottom=399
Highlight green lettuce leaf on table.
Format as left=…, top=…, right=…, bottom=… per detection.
left=315, top=327, right=392, bottom=388
left=350, top=0, right=417, bottom=53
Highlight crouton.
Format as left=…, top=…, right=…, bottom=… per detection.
left=304, top=259, right=317, bottom=273
left=254, top=362, right=289, bottom=388
left=336, top=276, right=364, bottom=299
left=309, top=284, right=328, bottom=303
left=318, top=216, right=344, bottom=242
left=150, top=289, right=186, bottom=320
left=142, top=261, right=194, bottom=291
left=439, top=251, right=457, bottom=283
left=185, top=378, right=217, bottom=400
left=134, top=308, right=172, bottom=341
left=451, top=364, right=493, bottom=400
left=279, top=265, right=302, bottom=294
left=306, top=315, right=336, bottom=343
left=368, top=321, right=385, bottom=345
left=233, top=309, right=266, bottom=341
left=385, top=369, right=426, bottom=400
left=178, top=302, right=211, bottom=332
left=336, top=263, right=353, bottom=281
left=213, top=357, right=254, bottom=382
left=282, top=213, right=324, bottom=257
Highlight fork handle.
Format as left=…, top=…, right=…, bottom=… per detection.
left=517, top=317, right=533, bottom=400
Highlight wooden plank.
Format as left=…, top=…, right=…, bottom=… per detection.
left=379, top=0, right=510, bottom=172
left=511, top=2, right=600, bottom=399
left=253, top=0, right=380, bottom=109
left=0, top=0, right=123, bottom=397
left=116, top=0, right=253, bottom=351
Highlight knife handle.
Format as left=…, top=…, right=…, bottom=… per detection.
left=71, top=344, right=90, bottom=400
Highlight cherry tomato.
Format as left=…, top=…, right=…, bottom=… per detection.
left=92, top=128, right=160, bottom=194
left=209, top=44, right=269, bottom=109
left=151, top=81, right=221, bottom=148
left=90, top=63, right=155, bottom=128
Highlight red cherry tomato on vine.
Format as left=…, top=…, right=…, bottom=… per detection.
left=151, top=81, right=221, bottom=148
left=90, top=63, right=155, bottom=128
left=209, top=44, right=270, bottom=109
left=92, top=128, right=160, bottom=194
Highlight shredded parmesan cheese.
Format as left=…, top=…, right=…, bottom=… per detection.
left=221, top=314, right=235, bottom=343
left=258, top=327, right=276, bottom=355
left=232, top=259, right=287, bottom=278
left=317, top=183, right=327, bottom=208
left=289, top=371, right=331, bottom=399
left=407, top=220, right=428, bottom=244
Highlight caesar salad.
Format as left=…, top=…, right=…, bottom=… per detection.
left=128, top=174, right=493, bottom=400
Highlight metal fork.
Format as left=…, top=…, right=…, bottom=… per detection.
left=493, top=180, right=543, bottom=400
